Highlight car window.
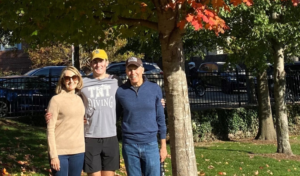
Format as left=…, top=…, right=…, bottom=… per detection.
left=24, top=68, right=39, bottom=75
left=267, top=66, right=273, bottom=76
left=107, top=65, right=126, bottom=75
left=199, top=63, right=218, bottom=72
left=51, top=68, right=64, bottom=77
left=32, top=69, right=49, bottom=77
left=220, top=64, right=241, bottom=72
left=144, top=65, right=156, bottom=72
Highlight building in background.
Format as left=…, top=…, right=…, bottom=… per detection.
left=0, top=43, right=32, bottom=75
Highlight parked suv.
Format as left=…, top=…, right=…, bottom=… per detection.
left=197, top=62, right=246, bottom=93
left=24, top=66, right=85, bottom=83
left=90, top=61, right=164, bottom=86
left=0, top=76, right=56, bottom=117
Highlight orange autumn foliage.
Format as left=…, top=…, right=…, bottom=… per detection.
left=141, top=0, right=297, bottom=34
left=1, top=168, right=9, bottom=175
left=168, top=0, right=254, bottom=35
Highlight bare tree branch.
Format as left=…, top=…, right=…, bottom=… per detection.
left=151, top=0, right=162, bottom=13
left=96, top=16, right=159, bottom=31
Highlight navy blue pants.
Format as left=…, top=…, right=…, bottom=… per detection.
left=51, top=153, right=84, bottom=176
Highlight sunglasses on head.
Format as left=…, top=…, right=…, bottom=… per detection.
left=63, top=75, right=79, bottom=82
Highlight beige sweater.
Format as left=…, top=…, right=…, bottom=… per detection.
left=47, top=90, right=85, bottom=159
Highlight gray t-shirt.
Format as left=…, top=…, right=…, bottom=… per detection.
left=79, top=75, right=119, bottom=138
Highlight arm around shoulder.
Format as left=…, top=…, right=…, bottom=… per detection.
left=47, top=97, right=60, bottom=159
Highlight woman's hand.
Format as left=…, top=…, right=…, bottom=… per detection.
left=45, top=110, right=52, bottom=124
left=51, top=157, right=60, bottom=171
left=161, top=98, right=166, bottom=108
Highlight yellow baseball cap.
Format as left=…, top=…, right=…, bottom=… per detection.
left=91, top=49, right=108, bottom=61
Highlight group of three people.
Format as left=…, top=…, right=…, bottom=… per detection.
left=46, top=49, right=167, bottom=176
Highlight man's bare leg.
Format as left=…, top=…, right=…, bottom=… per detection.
left=88, top=171, right=115, bottom=176
left=88, top=171, right=100, bottom=176
left=101, top=171, right=115, bottom=176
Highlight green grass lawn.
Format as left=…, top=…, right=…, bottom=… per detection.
left=1, top=118, right=300, bottom=176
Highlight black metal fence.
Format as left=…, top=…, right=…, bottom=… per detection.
left=1, top=71, right=300, bottom=117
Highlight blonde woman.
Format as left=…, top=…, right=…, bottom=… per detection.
left=47, top=66, right=85, bottom=176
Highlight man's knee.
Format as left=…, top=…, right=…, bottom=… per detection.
left=87, top=171, right=101, bottom=176
left=101, top=171, right=115, bottom=176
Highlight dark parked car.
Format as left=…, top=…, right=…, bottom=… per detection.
left=197, top=62, right=246, bottom=93
left=24, top=66, right=67, bottom=77
left=89, top=61, right=164, bottom=86
left=0, top=76, right=56, bottom=117
left=24, top=66, right=85, bottom=82
left=267, top=62, right=300, bottom=101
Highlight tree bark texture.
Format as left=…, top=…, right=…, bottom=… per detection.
left=255, top=70, right=276, bottom=140
left=273, top=41, right=293, bottom=155
left=157, top=4, right=198, bottom=176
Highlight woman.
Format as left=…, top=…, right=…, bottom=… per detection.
left=47, top=66, right=85, bottom=176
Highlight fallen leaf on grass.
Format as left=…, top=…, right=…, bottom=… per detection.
left=2, top=168, right=9, bottom=175
left=239, top=167, right=242, bottom=170
left=21, top=166, right=26, bottom=172
left=198, top=170, right=205, bottom=176
left=259, top=166, right=263, bottom=169
left=7, top=154, right=16, bottom=160
left=254, top=170, right=259, bottom=175
left=267, top=170, right=273, bottom=175
left=288, top=169, right=291, bottom=172
left=208, top=165, right=214, bottom=169
left=218, top=172, right=226, bottom=175
left=205, top=159, right=210, bottom=162
left=17, top=161, right=29, bottom=165
left=266, top=164, right=269, bottom=167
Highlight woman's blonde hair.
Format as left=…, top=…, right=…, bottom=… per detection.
left=55, top=66, right=83, bottom=94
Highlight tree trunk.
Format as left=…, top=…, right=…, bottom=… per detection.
left=74, top=45, right=80, bottom=70
left=255, top=70, right=276, bottom=140
left=272, top=41, right=293, bottom=155
left=157, top=5, right=198, bottom=176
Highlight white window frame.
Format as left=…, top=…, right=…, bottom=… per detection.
left=0, top=43, right=22, bottom=51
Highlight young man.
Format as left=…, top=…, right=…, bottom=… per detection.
left=80, top=49, right=120, bottom=176
left=116, top=57, right=167, bottom=176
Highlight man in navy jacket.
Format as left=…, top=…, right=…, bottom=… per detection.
left=116, top=57, right=167, bottom=176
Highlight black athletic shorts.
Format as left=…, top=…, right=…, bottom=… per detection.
left=83, top=136, right=120, bottom=173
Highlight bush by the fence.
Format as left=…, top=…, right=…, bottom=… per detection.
left=191, top=105, right=300, bottom=142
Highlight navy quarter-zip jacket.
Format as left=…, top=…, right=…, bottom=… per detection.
left=116, top=78, right=167, bottom=144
